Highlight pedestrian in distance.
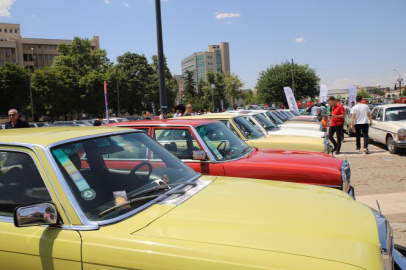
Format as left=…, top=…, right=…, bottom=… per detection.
left=183, top=104, right=193, bottom=116
left=93, top=116, right=103, bottom=126
left=328, top=97, right=345, bottom=154
left=351, top=95, right=373, bottom=154
left=174, top=110, right=182, bottom=117
left=5, top=109, right=29, bottom=129
left=144, top=111, right=152, bottom=119
left=321, top=116, right=328, bottom=132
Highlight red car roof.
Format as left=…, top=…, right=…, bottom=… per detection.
left=105, top=119, right=218, bottom=127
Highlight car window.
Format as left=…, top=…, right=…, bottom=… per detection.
left=154, top=128, right=202, bottom=160
left=384, top=106, right=406, bottom=121
left=232, top=116, right=265, bottom=139
left=0, top=151, right=52, bottom=217
left=377, top=109, right=383, bottom=120
left=219, top=120, right=239, bottom=136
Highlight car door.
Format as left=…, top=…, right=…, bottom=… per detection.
left=153, top=127, right=225, bottom=176
left=371, top=108, right=386, bottom=143
left=0, top=147, right=82, bottom=270
left=369, top=108, right=380, bottom=142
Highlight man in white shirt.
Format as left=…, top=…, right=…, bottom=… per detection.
left=351, top=96, right=373, bottom=154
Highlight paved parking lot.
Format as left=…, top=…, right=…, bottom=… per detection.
left=334, top=134, right=406, bottom=246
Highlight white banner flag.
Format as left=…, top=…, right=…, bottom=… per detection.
left=319, top=85, right=328, bottom=103
left=348, top=86, right=357, bottom=108
left=283, top=87, right=300, bottom=114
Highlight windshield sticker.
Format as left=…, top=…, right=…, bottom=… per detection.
left=81, top=189, right=96, bottom=200
left=113, top=191, right=130, bottom=209
left=52, top=149, right=91, bottom=192
left=201, top=134, right=223, bottom=159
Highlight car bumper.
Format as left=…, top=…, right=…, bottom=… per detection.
left=394, top=140, right=406, bottom=148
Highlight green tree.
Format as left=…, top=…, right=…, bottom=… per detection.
left=213, top=72, right=226, bottom=111
left=32, top=66, right=79, bottom=119
left=357, top=90, right=372, bottom=98
left=242, top=89, right=257, bottom=106
left=225, top=72, right=244, bottom=107
left=182, top=70, right=196, bottom=104
left=256, top=61, right=319, bottom=106
left=372, top=89, right=385, bottom=96
left=115, top=52, right=153, bottom=115
left=79, top=70, right=108, bottom=117
left=0, top=63, right=31, bottom=117
left=402, top=87, right=406, bottom=96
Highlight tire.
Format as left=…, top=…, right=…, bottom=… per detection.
left=387, top=135, right=400, bottom=154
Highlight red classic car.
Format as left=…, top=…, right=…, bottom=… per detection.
left=106, top=119, right=354, bottom=198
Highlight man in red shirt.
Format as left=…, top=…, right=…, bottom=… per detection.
left=328, top=97, right=345, bottom=154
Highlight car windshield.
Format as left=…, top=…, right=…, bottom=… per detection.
left=252, top=114, right=279, bottom=131
left=232, top=116, right=265, bottom=139
left=75, top=121, right=92, bottom=126
left=385, top=106, right=406, bottom=121
left=50, top=132, right=198, bottom=222
left=273, top=111, right=287, bottom=121
left=290, top=110, right=300, bottom=116
left=196, top=122, right=252, bottom=161
left=266, top=112, right=283, bottom=125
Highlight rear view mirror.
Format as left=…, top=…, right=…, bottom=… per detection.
left=192, top=150, right=206, bottom=161
left=14, top=203, right=58, bottom=227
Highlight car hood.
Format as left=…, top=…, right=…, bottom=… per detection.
left=281, top=122, right=320, bottom=131
left=247, top=135, right=326, bottom=152
left=271, top=128, right=324, bottom=138
left=224, top=149, right=341, bottom=186
left=387, top=121, right=406, bottom=129
left=133, top=177, right=381, bottom=269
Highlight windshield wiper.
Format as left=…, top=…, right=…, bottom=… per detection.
left=168, top=182, right=198, bottom=187
left=129, top=185, right=170, bottom=200
left=99, top=189, right=186, bottom=217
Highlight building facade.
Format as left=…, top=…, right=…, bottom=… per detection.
left=0, top=23, right=99, bottom=71
left=181, top=42, right=230, bottom=82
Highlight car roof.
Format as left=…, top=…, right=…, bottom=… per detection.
left=106, top=119, right=218, bottom=127
left=374, top=104, right=406, bottom=108
left=0, top=126, right=139, bottom=147
left=179, top=113, right=241, bottom=120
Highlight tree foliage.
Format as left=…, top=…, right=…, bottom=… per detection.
left=0, top=63, right=30, bottom=116
left=182, top=70, right=196, bottom=104
left=224, top=72, right=244, bottom=107
left=256, top=61, right=319, bottom=106
left=357, top=90, right=372, bottom=98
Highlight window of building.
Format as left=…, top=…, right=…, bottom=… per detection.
left=0, top=61, right=3, bottom=65
left=44, top=55, right=48, bottom=60
left=15, top=29, right=18, bottom=33
left=4, top=29, right=7, bottom=33
left=38, top=45, right=41, bottom=49
left=33, top=54, right=37, bottom=60
left=0, top=29, right=2, bottom=32
left=5, top=49, right=9, bottom=54
left=38, top=55, right=42, bottom=60
left=32, top=45, right=36, bottom=49
left=0, top=48, right=3, bottom=53
left=54, top=45, right=57, bottom=49
left=49, top=55, right=53, bottom=60
left=11, top=48, right=15, bottom=54
left=44, top=45, right=47, bottom=49
left=196, top=54, right=205, bottom=61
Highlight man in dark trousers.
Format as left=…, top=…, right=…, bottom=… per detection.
left=328, top=97, right=345, bottom=154
left=93, top=116, right=103, bottom=126
left=5, top=109, right=29, bottom=129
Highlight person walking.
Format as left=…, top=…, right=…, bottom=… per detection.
left=351, top=95, right=373, bottom=154
left=183, top=104, right=193, bottom=116
left=328, top=97, right=345, bottom=154
left=5, top=109, right=29, bottom=129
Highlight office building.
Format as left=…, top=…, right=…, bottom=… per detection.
left=181, top=42, right=230, bottom=82
left=0, top=23, right=100, bottom=71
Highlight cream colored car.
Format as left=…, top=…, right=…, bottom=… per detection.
left=369, top=104, right=406, bottom=154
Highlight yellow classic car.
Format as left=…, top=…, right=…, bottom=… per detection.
left=0, top=127, right=404, bottom=270
left=179, top=114, right=331, bottom=153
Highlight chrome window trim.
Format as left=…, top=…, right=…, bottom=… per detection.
left=0, top=146, right=67, bottom=224
left=44, top=130, right=200, bottom=228
left=370, top=208, right=394, bottom=270
left=192, top=124, right=254, bottom=163
left=341, top=160, right=351, bottom=193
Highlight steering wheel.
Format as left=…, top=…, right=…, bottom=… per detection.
left=217, top=141, right=227, bottom=151
left=128, top=161, right=153, bottom=178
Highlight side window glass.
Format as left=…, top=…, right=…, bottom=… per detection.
left=0, top=151, right=52, bottom=216
left=154, top=129, right=201, bottom=159
left=371, top=109, right=378, bottom=120
left=377, top=109, right=383, bottom=120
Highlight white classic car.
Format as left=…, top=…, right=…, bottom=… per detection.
left=230, top=111, right=326, bottom=138
left=369, top=104, right=406, bottom=154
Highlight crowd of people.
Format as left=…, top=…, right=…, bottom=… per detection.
left=308, top=96, right=372, bottom=155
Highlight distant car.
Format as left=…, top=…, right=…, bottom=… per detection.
left=125, top=116, right=143, bottom=121
left=369, top=104, right=406, bottom=154
left=101, top=118, right=129, bottom=124
left=52, top=121, right=92, bottom=127
left=29, top=122, right=51, bottom=128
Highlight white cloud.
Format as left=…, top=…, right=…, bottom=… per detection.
left=104, top=0, right=110, bottom=3
left=295, top=37, right=306, bottom=43
left=215, top=13, right=241, bottom=19
left=0, top=0, right=16, bottom=18
left=123, top=2, right=129, bottom=7
left=226, top=21, right=232, bottom=25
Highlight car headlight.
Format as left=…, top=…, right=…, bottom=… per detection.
left=341, top=160, right=351, bottom=193
left=398, top=129, right=406, bottom=141
left=370, top=208, right=394, bottom=270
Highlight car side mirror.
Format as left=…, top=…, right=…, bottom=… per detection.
left=14, top=202, right=58, bottom=227
left=192, top=150, right=206, bottom=161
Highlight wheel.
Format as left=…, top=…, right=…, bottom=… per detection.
left=387, top=135, right=400, bottom=154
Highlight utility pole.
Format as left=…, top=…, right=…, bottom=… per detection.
left=116, top=80, right=120, bottom=117
left=155, top=0, right=167, bottom=116
left=291, top=59, right=295, bottom=94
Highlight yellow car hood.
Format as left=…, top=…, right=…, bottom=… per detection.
left=134, top=177, right=382, bottom=269
left=247, top=135, right=326, bottom=152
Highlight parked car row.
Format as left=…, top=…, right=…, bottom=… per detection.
left=0, top=113, right=405, bottom=268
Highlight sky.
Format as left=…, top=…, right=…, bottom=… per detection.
left=1, top=0, right=406, bottom=90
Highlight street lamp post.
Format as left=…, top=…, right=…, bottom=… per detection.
left=211, top=84, right=215, bottom=113
left=116, top=80, right=120, bottom=117
left=155, top=0, right=167, bottom=116
left=394, top=69, right=403, bottom=98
